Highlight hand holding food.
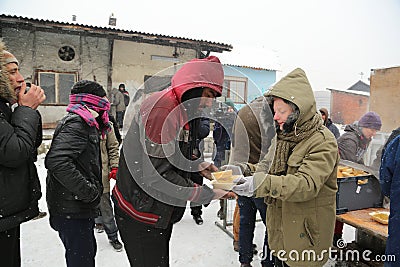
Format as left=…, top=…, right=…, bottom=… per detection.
left=211, top=170, right=242, bottom=191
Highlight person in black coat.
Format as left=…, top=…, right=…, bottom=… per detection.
left=0, top=45, right=46, bottom=266
left=112, top=56, right=234, bottom=267
left=319, top=108, right=340, bottom=139
left=45, top=80, right=111, bottom=267
left=189, top=117, right=211, bottom=225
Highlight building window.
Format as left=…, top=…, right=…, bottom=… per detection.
left=37, top=71, right=77, bottom=104
left=224, top=77, right=247, bottom=104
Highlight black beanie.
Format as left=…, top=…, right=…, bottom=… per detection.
left=71, top=80, right=106, bottom=97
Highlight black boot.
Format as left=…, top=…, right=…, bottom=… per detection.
left=333, top=233, right=343, bottom=247
left=192, top=214, right=203, bottom=225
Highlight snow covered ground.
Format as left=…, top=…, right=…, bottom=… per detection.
left=20, top=153, right=355, bottom=266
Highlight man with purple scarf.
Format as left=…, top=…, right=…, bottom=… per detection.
left=45, top=80, right=111, bottom=267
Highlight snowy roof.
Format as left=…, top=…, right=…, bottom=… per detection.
left=212, top=45, right=280, bottom=71
left=327, top=87, right=370, bottom=97
left=0, top=14, right=232, bottom=53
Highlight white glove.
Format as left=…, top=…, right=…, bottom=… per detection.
left=232, top=176, right=246, bottom=184
left=232, top=176, right=254, bottom=197
left=220, top=164, right=243, bottom=176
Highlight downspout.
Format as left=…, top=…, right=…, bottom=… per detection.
left=107, top=38, right=114, bottom=94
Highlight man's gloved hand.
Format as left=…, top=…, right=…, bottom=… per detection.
left=232, top=176, right=254, bottom=197
left=220, top=165, right=243, bottom=176
left=108, top=167, right=118, bottom=180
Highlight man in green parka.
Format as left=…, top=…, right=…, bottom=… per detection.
left=232, top=68, right=339, bottom=267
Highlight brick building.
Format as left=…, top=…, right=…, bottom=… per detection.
left=328, top=81, right=370, bottom=125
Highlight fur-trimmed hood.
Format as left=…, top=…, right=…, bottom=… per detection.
left=264, top=68, right=317, bottom=128
left=0, top=41, right=15, bottom=103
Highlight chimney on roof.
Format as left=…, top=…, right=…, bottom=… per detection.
left=72, top=15, right=77, bottom=22
left=109, top=13, right=117, bottom=26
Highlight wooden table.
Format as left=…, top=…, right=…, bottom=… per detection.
left=336, top=207, right=389, bottom=241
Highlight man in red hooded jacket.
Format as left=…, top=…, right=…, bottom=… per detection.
left=112, top=56, right=234, bottom=266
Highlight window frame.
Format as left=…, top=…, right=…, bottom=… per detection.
left=35, top=70, right=78, bottom=105
left=224, top=76, right=248, bottom=104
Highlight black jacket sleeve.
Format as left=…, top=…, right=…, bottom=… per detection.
left=45, top=117, right=99, bottom=203
left=0, top=106, right=40, bottom=167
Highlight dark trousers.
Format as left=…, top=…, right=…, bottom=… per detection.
left=238, top=196, right=274, bottom=266
left=116, top=211, right=173, bottom=267
left=0, top=226, right=20, bottom=267
left=50, top=215, right=96, bottom=267
left=116, top=111, right=125, bottom=128
left=190, top=173, right=203, bottom=216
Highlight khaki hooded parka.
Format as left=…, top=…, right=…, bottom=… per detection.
left=248, top=68, right=339, bottom=266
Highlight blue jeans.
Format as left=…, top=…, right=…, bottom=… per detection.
left=50, top=215, right=96, bottom=267
left=95, top=192, right=119, bottom=241
left=238, top=196, right=274, bottom=266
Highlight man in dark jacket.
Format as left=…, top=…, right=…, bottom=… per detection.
left=117, top=83, right=129, bottom=128
left=112, top=56, right=234, bottom=267
left=45, top=80, right=110, bottom=267
left=189, top=117, right=211, bottom=225
left=229, top=95, right=275, bottom=267
left=0, top=44, right=46, bottom=266
left=319, top=107, right=340, bottom=139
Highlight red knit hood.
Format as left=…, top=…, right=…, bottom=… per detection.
left=170, top=56, right=223, bottom=101
left=139, top=56, right=224, bottom=144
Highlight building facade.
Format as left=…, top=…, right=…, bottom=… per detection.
left=370, top=66, right=400, bottom=133
left=0, top=14, right=231, bottom=127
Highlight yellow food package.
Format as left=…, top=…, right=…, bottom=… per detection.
left=369, top=211, right=389, bottom=224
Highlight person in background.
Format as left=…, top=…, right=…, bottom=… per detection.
left=334, top=111, right=382, bottom=244
left=337, top=111, right=382, bottom=164
left=118, top=83, right=129, bottom=129
left=319, top=107, right=340, bottom=139
left=45, top=80, right=110, bottom=267
left=108, top=112, right=122, bottom=145
left=229, top=95, right=275, bottom=267
left=213, top=100, right=236, bottom=221
left=94, top=123, right=123, bottom=251
left=112, top=56, right=234, bottom=267
left=0, top=43, right=46, bottom=267
left=231, top=68, right=339, bottom=267
left=110, top=87, right=125, bottom=129
left=213, top=100, right=236, bottom=167
left=379, top=134, right=400, bottom=267
left=189, top=117, right=211, bottom=225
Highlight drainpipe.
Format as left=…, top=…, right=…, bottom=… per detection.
left=107, top=38, right=114, bottom=94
